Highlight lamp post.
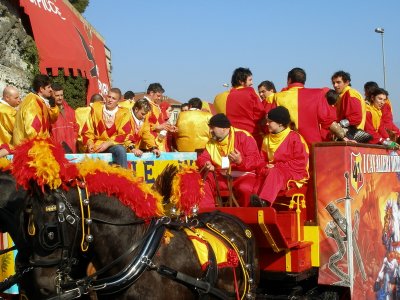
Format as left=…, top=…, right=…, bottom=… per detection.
left=374, top=27, right=386, bottom=89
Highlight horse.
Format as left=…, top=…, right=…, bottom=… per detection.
left=23, top=161, right=259, bottom=299
left=0, top=164, right=91, bottom=299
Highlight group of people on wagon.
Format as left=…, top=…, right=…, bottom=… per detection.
left=0, top=67, right=398, bottom=208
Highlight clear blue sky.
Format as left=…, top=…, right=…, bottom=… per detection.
left=84, top=0, right=400, bottom=120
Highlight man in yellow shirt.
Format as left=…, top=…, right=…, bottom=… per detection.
left=13, top=74, right=59, bottom=146
left=0, top=86, right=21, bottom=157
left=75, top=93, right=104, bottom=152
left=175, top=97, right=212, bottom=153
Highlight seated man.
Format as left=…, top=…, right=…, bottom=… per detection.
left=175, top=97, right=212, bottom=153
left=128, top=98, right=160, bottom=157
left=83, top=88, right=133, bottom=168
left=252, top=106, right=309, bottom=207
left=365, top=88, right=399, bottom=147
left=76, top=93, right=104, bottom=153
left=197, top=113, right=262, bottom=208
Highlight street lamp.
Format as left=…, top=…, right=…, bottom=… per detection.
left=374, top=27, right=386, bottom=89
left=222, top=83, right=230, bottom=91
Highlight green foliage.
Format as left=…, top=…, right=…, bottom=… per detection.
left=69, top=0, right=90, bottom=14
left=52, top=69, right=88, bottom=109
left=21, top=38, right=40, bottom=79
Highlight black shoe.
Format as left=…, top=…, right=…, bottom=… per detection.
left=250, top=194, right=270, bottom=207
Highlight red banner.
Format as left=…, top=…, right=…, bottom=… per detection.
left=19, top=0, right=110, bottom=102
left=315, top=144, right=400, bottom=299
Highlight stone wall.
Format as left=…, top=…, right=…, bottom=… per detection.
left=0, top=0, right=37, bottom=97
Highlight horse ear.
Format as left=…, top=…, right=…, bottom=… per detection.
left=152, top=164, right=178, bottom=202
left=28, top=179, right=50, bottom=201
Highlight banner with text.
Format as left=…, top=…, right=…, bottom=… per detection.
left=19, top=0, right=110, bottom=101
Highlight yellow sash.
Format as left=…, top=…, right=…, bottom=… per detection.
left=205, top=127, right=235, bottom=167
left=366, top=104, right=382, bottom=131
left=262, top=127, right=291, bottom=162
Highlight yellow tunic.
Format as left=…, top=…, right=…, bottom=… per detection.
left=139, top=99, right=161, bottom=150
left=175, top=110, right=212, bottom=152
left=13, top=93, right=59, bottom=146
left=213, top=90, right=229, bottom=114
left=129, top=112, right=155, bottom=149
left=0, top=102, right=17, bottom=149
left=75, top=106, right=91, bottom=152
left=119, top=99, right=135, bottom=109
left=83, top=102, right=133, bottom=149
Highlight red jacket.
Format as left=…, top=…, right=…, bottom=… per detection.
left=51, top=101, right=78, bottom=153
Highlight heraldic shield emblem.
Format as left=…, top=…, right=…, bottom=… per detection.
left=350, top=152, right=364, bottom=194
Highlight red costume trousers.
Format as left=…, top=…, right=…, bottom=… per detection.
left=200, top=172, right=256, bottom=208
left=253, top=167, right=291, bottom=204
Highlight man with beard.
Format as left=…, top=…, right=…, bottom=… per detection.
left=196, top=113, right=262, bottom=207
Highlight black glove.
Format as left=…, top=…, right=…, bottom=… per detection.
left=346, top=126, right=373, bottom=143
left=48, top=96, right=56, bottom=108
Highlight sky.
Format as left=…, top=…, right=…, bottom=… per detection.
left=84, top=0, right=400, bottom=120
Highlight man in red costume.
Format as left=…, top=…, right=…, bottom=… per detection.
left=197, top=113, right=262, bottom=208
left=331, top=70, right=366, bottom=130
left=273, top=68, right=336, bottom=146
left=224, top=67, right=266, bottom=147
left=252, top=106, right=309, bottom=207
left=364, top=88, right=399, bottom=147
left=50, top=83, right=78, bottom=153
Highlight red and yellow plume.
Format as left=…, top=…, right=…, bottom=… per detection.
left=12, top=138, right=78, bottom=190
left=170, top=165, right=204, bottom=216
left=77, top=158, right=164, bottom=218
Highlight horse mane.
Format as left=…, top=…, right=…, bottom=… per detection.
left=154, top=164, right=205, bottom=216
left=10, top=138, right=164, bottom=219
left=152, top=164, right=179, bottom=204
left=77, top=158, right=164, bottom=218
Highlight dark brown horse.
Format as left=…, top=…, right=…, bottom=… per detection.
left=23, top=164, right=259, bottom=299
left=0, top=168, right=92, bottom=299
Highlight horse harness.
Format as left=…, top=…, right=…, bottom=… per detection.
left=24, top=184, right=256, bottom=300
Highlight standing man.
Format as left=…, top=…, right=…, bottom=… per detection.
left=273, top=68, right=336, bottom=146
left=50, top=83, right=78, bottom=153
left=331, top=71, right=366, bottom=130
left=140, top=83, right=175, bottom=150
left=0, top=86, right=21, bottom=156
left=83, top=88, right=133, bottom=168
left=175, top=97, right=212, bottom=152
left=197, top=114, right=262, bottom=207
left=13, top=74, right=59, bottom=145
left=225, top=67, right=266, bottom=147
